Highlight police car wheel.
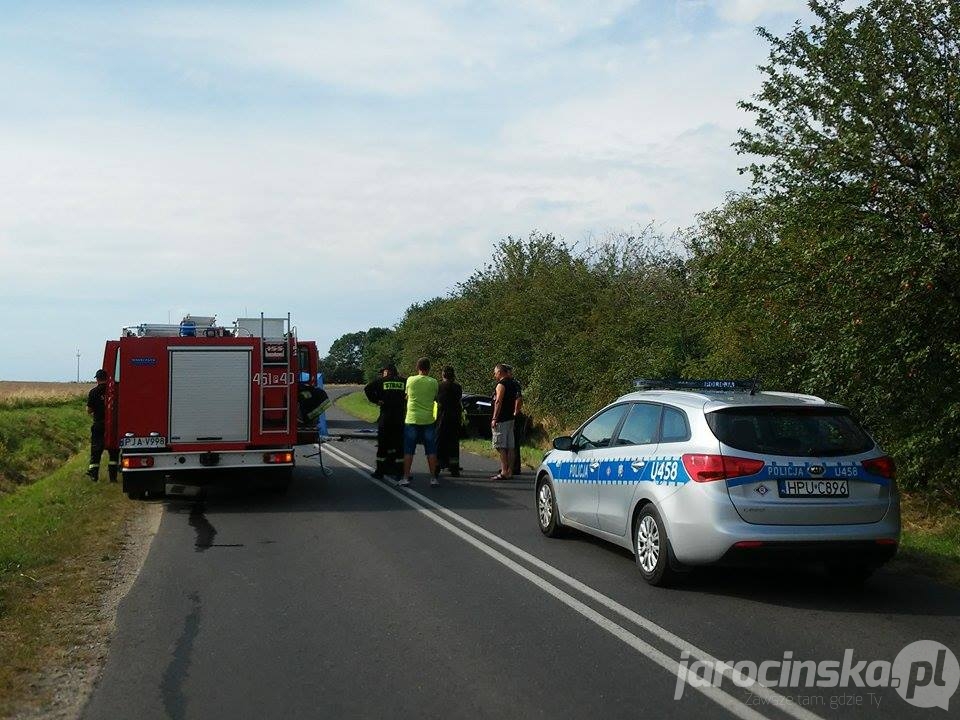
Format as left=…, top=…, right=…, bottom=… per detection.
left=635, top=505, right=676, bottom=586
left=536, top=478, right=563, bottom=537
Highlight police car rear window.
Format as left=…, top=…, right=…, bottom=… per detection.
left=706, top=407, right=874, bottom=457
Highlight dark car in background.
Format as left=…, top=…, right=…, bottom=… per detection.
left=461, top=394, right=493, bottom=438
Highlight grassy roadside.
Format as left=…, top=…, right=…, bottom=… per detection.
left=336, top=390, right=379, bottom=423
left=891, top=493, right=960, bottom=588
left=335, top=390, right=960, bottom=588
left=461, top=438, right=545, bottom=472
left=0, top=403, right=136, bottom=719
left=0, top=400, right=90, bottom=494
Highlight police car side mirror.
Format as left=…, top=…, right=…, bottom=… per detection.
left=553, top=436, right=574, bottom=452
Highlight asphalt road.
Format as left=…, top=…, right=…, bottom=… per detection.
left=83, top=386, right=960, bottom=720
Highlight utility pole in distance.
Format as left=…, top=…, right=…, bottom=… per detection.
left=76, top=348, right=80, bottom=383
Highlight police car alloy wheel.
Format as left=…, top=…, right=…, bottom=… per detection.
left=635, top=505, right=676, bottom=586
left=537, top=479, right=563, bottom=537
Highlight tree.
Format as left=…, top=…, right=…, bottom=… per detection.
left=360, top=327, right=400, bottom=382
left=735, top=0, right=960, bottom=491
left=320, top=331, right=367, bottom=383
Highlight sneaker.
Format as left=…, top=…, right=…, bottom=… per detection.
left=398, top=477, right=411, bottom=487
left=430, top=477, right=440, bottom=487
left=370, top=470, right=384, bottom=479
left=449, top=468, right=461, bottom=478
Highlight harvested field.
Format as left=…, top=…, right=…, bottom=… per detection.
left=0, top=381, right=94, bottom=407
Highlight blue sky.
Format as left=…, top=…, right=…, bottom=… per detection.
left=0, top=0, right=812, bottom=380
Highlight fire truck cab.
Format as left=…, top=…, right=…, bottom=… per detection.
left=101, top=314, right=321, bottom=499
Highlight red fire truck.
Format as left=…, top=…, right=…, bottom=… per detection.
left=100, top=314, right=323, bottom=499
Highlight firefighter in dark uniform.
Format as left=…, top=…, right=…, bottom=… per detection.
left=298, top=382, right=331, bottom=427
left=87, top=369, right=119, bottom=482
left=436, top=365, right=463, bottom=477
left=364, top=363, right=406, bottom=479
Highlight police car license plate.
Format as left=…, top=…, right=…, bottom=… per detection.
left=778, top=479, right=849, bottom=498
left=120, top=436, right=167, bottom=449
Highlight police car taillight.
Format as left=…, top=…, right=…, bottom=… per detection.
left=682, top=454, right=764, bottom=482
left=861, top=456, right=895, bottom=479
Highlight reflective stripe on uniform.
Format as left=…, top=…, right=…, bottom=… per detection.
left=307, top=401, right=331, bottom=421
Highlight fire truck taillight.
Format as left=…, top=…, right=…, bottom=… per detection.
left=122, top=456, right=155, bottom=469
left=264, top=452, right=294, bottom=464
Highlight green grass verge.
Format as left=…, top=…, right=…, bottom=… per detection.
left=0, top=401, right=90, bottom=494
left=0, top=411, right=134, bottom=718
left=891, top=493, right=960, bottom=588
left=335, top=390, right=380, bottom=423
left=461, top=438, right=545, bottom=471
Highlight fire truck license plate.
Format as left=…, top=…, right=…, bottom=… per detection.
left=120, top=436, right=167, bottom=449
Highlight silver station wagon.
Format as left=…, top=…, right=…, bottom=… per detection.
left=535, top=380, right=900, bottom=586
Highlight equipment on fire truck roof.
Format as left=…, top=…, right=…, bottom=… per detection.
left=124, top=313, right=295, bottom=340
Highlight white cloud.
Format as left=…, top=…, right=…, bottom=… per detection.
left=706, top=0, right=807, bottom=24
left=126, top=1, right=638, bottom=96
left=0, top=0, right=811, bottom=379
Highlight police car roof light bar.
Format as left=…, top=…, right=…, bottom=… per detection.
left=633, top=378, right=761, bottom=393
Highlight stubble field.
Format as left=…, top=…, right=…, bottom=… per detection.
left=0, top=381, right=94, bottom=406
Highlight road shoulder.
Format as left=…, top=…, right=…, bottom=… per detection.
left=9, top=501, right=162, bottom=720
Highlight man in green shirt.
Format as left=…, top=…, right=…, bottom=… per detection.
left=401, top=357, right=440, bottom=487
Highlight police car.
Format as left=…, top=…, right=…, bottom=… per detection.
left=535, top=380, right=900, bottom=586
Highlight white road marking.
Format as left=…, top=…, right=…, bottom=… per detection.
left=321, top=443, right=826, bottom=720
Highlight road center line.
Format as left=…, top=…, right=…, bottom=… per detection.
left=320, top=443, right=821, bottom=720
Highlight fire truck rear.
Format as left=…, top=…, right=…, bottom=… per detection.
left=100, top=314, right=322, bottom=499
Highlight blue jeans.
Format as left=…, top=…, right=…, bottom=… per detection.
left=404, top=423, right=437, bottom=455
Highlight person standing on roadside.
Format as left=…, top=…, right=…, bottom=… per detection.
left=86, top=369, right=119, bottom=482
left=435, top=366, right=463, bottom=477
left=490, top=363, right=522, bottom=481
left=401, top=357, right=440, bottom=487
left=364, top=362, right=406, bottom=480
